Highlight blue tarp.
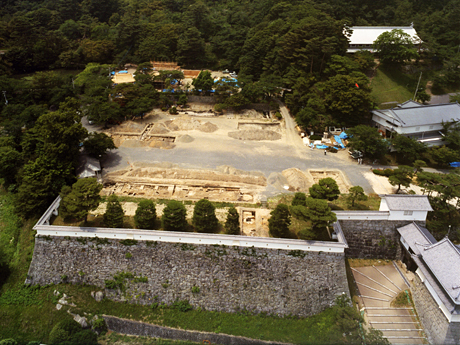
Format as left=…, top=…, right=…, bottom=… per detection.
left=339, top=131, right=348, bottom=139
left=118, top=70, right=128, bottom=74
left=171, top=79, right=177, bottom=85
left=316, top=145, right=328, bottom=149
left=334, top=135, right=346, bottom=148
left=111, top=71, right=115, bottom=75
left=450, top=162, right=460, bottom=167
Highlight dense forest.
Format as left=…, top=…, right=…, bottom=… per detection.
left=0, top=0, right=459, bottom=218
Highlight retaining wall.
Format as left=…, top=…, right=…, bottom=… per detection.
left=411, top=274, right=460, bottom=344
left=103, top=315, right=290, bottom=345
left=338, top=219, right=424, bottom=259
left=27, top=236, right=349, bottom=317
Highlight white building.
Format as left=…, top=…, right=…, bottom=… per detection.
left=379, top=194, right=433, bottom=221
left=347, top=26, right=421, bottom=53
left=372, top=100, right=460, bottom=146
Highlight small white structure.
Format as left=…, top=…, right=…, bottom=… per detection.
left=372, top=101, right=460, bottom=146
left=347, top=26, right=421, bottom=53
left=379, top=194, right=433, bottom=221
left=77, top=155, right=101, bottom=180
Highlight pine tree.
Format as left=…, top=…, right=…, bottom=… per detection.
left=103, top=194, right=124, bottom=228
left=162, top=200, right=188, bottom=231
left=225, top=206, right=240, bottom=235
left=268, top=204, right=291, bottom=238
left=347, top=186, right=368, bottom=208
left=309, top=177, right=340, bottom=201
left=134, top=200, right=156, bottom=229
left=192, top=199, right=218, bottom=233
left=292, top=192, right=307, bottom=206
left=59, top=178, right=102, bottom=222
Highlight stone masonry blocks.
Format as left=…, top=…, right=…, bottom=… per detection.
left=27, top=237, right=349, bottom=317
left=339, top=220, right=425, bottom=259
left=411, top=274, right=460, bottom=345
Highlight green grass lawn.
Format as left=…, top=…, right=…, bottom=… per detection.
left=0, top=282, right=361, bottom=344
left=371, top=66, right=419, bottom=106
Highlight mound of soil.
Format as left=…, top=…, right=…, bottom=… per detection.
left=199, top=122, right=218, bottom=133
left=177, top=134, right=194, bottom=143
left=165, top=117, right=202, bottom=131
left=113, top=121, right=145, bottom=133
left=149, top=123, right=170, bottom=134
left=228, top=130, right=281, bottom=141
left=282, top=168, right=312, bottom=192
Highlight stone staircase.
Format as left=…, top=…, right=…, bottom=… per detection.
left=352, top=264, right=427, bottom=344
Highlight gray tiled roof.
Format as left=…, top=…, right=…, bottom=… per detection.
left=412, top=254, right=458, bottom=313
left=420, top=238, right=460, bottom=305
left=372, top=102, right=460, bottom=128
left=397, top=222, right=436, bottom=255
left=398, top=100, right=423, bottom=108
left=383, top=195, right=433, bottom=211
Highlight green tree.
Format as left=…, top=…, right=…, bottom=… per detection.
left=103, top=194, right=124, bottom=228
left=83, top=132, right=116, bottom=158
left=192, top=70, right=214, bottom=92
left=192, top=199, right=218, bottom=233
left=322, top=72, right=373, bottom=126
left=428, top=145, right=460, bottom=167
left=162, top=200, right=188, bottom=231
left=225, top=207, right=240, bottom=235
left=347, top=125, right=388, bottom=159
left=388, top=166, right=414, bottom=193
left=373, top=29, right=419, bottom=65
left=309, top=178, right=340, bottom=201
left=0, top=143, right=21, bottom=186
left=347, top=186, right=368, bottom=208
left=269, top=204, right=291, bottom=238
left=59, top=178, right=102, bottom=222
left=413, top=160, right=427, bottom=173
left=292, top=192, right=307, bottom=206
left=134, top=200, right=156, bottom=229
left=442, top=120, right=460, bottom=151
left=304, top=198, right=337, bottom=232
left=391, top=134, right=426, bottom=164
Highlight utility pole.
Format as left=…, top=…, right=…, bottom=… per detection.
left=413, top=71, right=422, bottom=101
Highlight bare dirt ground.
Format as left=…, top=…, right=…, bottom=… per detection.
left=94, top=102, right=382, bottom=211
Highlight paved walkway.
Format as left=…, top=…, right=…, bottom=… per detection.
left=352, top=263, right=427, bottom=344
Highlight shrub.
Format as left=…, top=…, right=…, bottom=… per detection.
left=309, top=177, right=340, bottom=201
left=70, top=330, right=98, bottom=344
left=191, top=286, right=200, bottom=293
left=134, top=200, right=156, bottom=229
left=172, top=299, right=193, bottom=312
left=292, top=192, right=307, bottom=207
left=192, top=199, right=218, bottom=233
left=125, top=252, right=132, bottom=259
left=309, top=135, right=322, bottom=140
left=214, top=103, right=226, bottom=112
left=268, top=204, right=291, bottom=238
left=92, top=317, right=107, bottom=334
left=169, top=106, right=178, bottom=114
left=225, top=206, right=240, bottom=235
left=103, top=194, right=124, bottom=228
left=162, top=200, right=188, bottom=231
left=0, top=339, right=18, bottom=345
left=48, top=319, right=81, bottom=344
left=274, top=111, right=282, bottom=120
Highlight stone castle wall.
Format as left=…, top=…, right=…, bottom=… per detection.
left=27, top=236, right=349, bottom=317
left=339, top=220, right=425, bottom=259
left=411, top=274, right=460, bottom=345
